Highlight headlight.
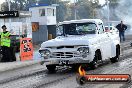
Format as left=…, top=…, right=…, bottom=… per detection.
left=39, top=49, right=51, bottom=59
left=77, top=47, right=84, bottom=53
left=77, top=47, right=89, bottom=58
left=77, top=47, right=89, bottom=54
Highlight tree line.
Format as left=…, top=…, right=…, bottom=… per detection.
left=1, top=0, right=120, bottom=22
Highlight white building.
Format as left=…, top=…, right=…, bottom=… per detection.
left=29, top=4, right=57, bottom=43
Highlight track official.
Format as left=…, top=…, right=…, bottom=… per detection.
left=0, top=25, right=11, bottom=62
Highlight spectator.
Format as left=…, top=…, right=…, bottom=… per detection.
left=116, top=21, right=127, bottom=42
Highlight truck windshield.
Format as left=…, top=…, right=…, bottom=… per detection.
left=57, top=22, right=97, bottom=35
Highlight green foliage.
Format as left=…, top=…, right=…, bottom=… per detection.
left=1, top=0, right=37, bottom=11
left=105, top=0, right=121, bottom=7
left=107, top=0, right=121, bottom=20
left=65, top=0, right=102, bottom=20
left=108, top=0, right=120, bottom=3
left=0, top=0, right=121, bottom=22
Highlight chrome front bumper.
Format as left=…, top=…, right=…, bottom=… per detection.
left=43, top=57, right=90, bottom=66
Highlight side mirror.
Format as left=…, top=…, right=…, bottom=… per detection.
left=56, top=28, right=63, bottom=36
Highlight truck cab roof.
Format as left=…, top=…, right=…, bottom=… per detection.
left=58, top=19, right=103, bottom=25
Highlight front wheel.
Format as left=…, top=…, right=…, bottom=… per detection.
left=71, top=64, right=80, bottom=71
left=90, top=51, right=102, bottom=70
left=46, top=65, right=56, bottom=72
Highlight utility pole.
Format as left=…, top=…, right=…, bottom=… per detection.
left=93, top=9, right=95, bottom=19
left=74, top=0, right=77, bottom=20
left=107, top=0, right=110, bottom=29
left=7, top=0, right=11, bottom=31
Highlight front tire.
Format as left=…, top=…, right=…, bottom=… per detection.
left=90, top=51, right=102, bottom=70
left=46, top=65, right=56, bottom=72
left=71, top=64, right=81, bottom=71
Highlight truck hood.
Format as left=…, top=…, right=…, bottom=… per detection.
left=40, top=35, right=95, bottom=48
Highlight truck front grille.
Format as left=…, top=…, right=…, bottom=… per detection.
left=51, top=52, right=80, bottom=58
left=46, top=46, right=75, bottom=49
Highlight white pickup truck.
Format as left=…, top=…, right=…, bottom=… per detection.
left=39, top=19, right=120, bottom=72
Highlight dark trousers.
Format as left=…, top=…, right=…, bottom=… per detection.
left=10, top=46, right=16, bottom=61
left=1, top=46, right=11, bottom=62
left=119, top=31, right=125, bottom=42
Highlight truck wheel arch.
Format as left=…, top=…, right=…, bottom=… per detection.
left=90, top=49, right=102, bottom=69
left=95, top=49, right=102, bottom=60
left=110, top=44, right=120, bottom=63
left=116, top=44, right=120, bottom=56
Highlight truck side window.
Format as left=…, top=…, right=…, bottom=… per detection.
left=98, top=23, right=104, bottom=34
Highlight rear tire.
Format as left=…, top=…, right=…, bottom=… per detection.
left=110, top=46, right=120, bottom=63
left=46, top=65, right=56, bottom=72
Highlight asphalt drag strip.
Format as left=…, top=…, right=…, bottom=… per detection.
left=0, top=41, right=131, bottom=88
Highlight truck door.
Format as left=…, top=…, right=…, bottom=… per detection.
left=98, top=23, right=112, bottom=60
